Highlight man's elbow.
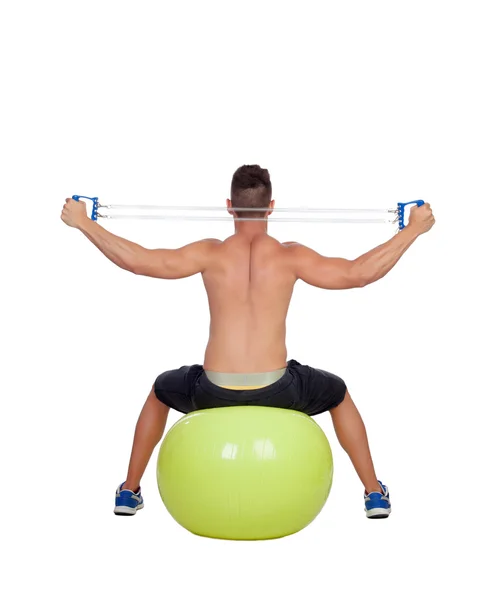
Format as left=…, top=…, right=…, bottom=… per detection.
left=348, top=275, right=369, bottom=289
left=114, top=258, right=139, bottom=275
left=349, top=263, right=373, bottom=288
left=131, top=263, right=146, bottom=276
left=128, top=255, right=147, bottom=275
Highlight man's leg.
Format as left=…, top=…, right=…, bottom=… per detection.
left=329, top=390, right=382, bottom=494
left=122, top=386, right=170, bottom=492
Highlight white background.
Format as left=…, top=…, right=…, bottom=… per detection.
left=1, top=1, right=486, bottom=598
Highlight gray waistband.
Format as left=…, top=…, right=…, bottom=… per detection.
left=205, top=368, right=287, bottom=387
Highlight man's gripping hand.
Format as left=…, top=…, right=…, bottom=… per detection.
left=407, top=203, right=435, bottom=235
left=61, top=198, right=90, bottom=229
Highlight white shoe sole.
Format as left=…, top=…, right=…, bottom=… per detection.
left=366, top=507, right=391, bottom=519
left=114, top=503, right=144, bottom=516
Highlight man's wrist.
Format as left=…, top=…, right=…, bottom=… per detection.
left=403, top=223, right=422, bottom=238
left=77, top=216, right=95, bottom=232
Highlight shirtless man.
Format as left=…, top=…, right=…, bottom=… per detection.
left=61, top=165, right=435, bottom=519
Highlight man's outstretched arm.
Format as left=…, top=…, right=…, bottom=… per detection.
left=61, top=198, right=219, bottom=279
left=290, top=203, right=435, bottom=290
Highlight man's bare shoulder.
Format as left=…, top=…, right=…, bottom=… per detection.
left=200, top=238, right=222, bottom=244
left=195, top=238, right=222, bottom=249
left=282, top=242, right=314, bottom=255
left=180, top=238, right=222, bottom=258
left=280, top=242, right=317, bottom=262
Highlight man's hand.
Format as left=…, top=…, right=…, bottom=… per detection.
left=61, top=198, right=90, bottom=229
left=407, top=203, right=435, bottom=235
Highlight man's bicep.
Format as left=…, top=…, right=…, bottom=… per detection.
left=291, top=245, right=362, bottom=290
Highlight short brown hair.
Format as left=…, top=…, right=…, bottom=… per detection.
left=230, top=165, right=272, bottom=218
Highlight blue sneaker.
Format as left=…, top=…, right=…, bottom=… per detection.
left=114, top=483, right=144, bottom=516
left=364, top=481, right=391, bottom=519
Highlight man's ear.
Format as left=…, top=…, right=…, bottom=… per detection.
left=267, top=199, right=275, bottom=216
left=226, top=198, right=234, bottom=215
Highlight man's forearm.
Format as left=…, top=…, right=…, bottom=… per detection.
left=77, top=218, right=146, bottom=272
left=353, top=226, right=421, bottom=285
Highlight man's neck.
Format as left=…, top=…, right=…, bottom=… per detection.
left=234, top=220, right=268, bottom=236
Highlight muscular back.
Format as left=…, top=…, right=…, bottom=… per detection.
left=134, top=226, right=370, bottom=372
left=202, top=234, right=296, bottom=372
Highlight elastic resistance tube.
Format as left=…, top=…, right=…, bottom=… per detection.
left=99, top=204, right=396, bottom=214
left=99, top=214, right=393, bottom=224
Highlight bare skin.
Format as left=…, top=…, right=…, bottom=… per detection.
left=62, top=197, right=435, bottom=496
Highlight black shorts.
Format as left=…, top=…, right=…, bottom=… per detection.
left=154, top=359, right=346, bottom=417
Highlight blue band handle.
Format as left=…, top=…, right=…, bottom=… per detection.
left=72, top=195, right=99, bottom=221
left=397, top=200, right=424, bottom=230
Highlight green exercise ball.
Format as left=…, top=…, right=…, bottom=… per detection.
left=156, top=406, right=333, bottom=540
